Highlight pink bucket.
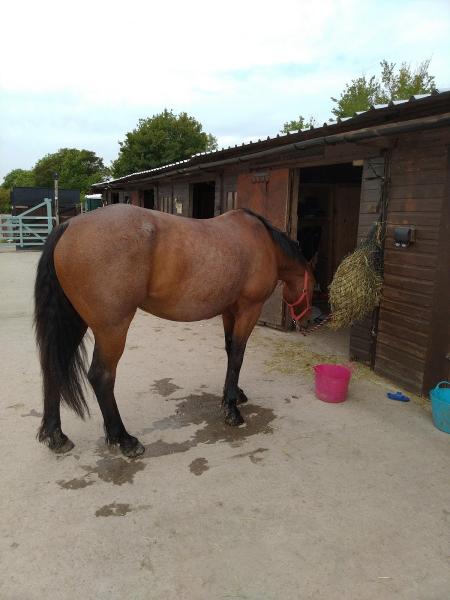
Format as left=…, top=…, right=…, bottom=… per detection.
left=313, top=364, right=352, bottom=403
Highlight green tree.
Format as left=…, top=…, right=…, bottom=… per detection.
left=33, top=148, right=109, bottom=194
left=281, top=115, right=317, bottom=134
left=0, top=187, right=10, bottom=213
left=1, top=168, right=35, bottom=189
left=331, top=59, right=436, bottom=119
left=379, top=59, right=436, bottom=101
left=112, top=109, right=218, bottom=178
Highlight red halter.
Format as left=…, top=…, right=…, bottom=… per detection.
left=284, top=270, right=312, bottom=322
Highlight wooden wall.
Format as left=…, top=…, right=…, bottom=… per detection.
left=222, top=172, right=238, bottom=212
left=424, top=146, right=450, bottom=387
left=173, top=182, right=190, bottom=216
left=129, top=190, right=141, bottom=206
left=157, top=182, right=173, bottom=213
left=375, top=128, right=450, bottom=393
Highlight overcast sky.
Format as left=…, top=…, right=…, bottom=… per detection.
left=1, top=0, right=449, bottom=181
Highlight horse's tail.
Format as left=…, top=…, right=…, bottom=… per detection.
left=34, top=223, right=89, bottom=438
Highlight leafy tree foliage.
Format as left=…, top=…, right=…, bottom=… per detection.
left=1, top=168, right=36, bottom=213
left=0, top=187, right=10, bottom=213
left=1, top=168, right=35, bottom=189
left=379, top=59, right=436, bottom=101
left=280, top=115, right=317, bottom=134
left=331, top=59, right=436, bottom=119
left=112, top=109, right=218, bottom=178
left=33, top=148, right=109, bottom=193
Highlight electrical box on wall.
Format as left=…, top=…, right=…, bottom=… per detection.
left=394, top=226, right=415, bottom=248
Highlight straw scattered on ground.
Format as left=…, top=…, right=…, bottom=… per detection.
left=264, top=338, right=430, bottom=410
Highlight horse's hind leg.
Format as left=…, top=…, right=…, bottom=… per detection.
left=88, top=320, right=144, bottom=458
left=222, top=311, right=248, bottom=405
left=40, top=386, right=76, bottom=454
left=222, top=304, right=262, bottom=425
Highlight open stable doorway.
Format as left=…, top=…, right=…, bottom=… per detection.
left=297, top=163, right=362, bottom=312
left=191, top=182, right=215, bottom=218
left=143, top=189, right=154, bottom=209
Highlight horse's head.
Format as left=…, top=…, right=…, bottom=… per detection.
left=282, top=260, right=316, bottom=327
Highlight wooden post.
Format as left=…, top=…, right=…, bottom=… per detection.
left=54, top=172, right=59, bottom=225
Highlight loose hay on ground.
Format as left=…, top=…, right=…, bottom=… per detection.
left=264, top=338, right=430, bottom=410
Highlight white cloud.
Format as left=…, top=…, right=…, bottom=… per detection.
left=1, top=0, right=449, bottom=179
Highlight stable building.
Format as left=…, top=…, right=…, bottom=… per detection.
left=92, top=90, right=450, bottom=396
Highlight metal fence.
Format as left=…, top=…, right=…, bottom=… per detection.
left=0, top=199, right=54, bottom=247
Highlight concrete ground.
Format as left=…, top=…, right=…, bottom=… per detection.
left=0, top=251, right=449, bottom=600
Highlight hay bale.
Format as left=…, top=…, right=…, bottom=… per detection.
left=328, top=244, right=383, bottom=330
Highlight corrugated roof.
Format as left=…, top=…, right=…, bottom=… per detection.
left=93, top=88, right=450, bottom=188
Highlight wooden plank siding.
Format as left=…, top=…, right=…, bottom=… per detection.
left=157, top=183, right=173, bottom=213
left=423, top=142, right=450, bottom=388
left=374, top=128, right=450, bottom=394
left=349, top=156, right=387, bottom=365
left=129, top=190, right=141, bottom=206
left=172, top=182, right=190, bottom=217
left=222, top=173, right=238, bottom=213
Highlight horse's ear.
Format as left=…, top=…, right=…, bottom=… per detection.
left=308, top=252, right=318, bottom=272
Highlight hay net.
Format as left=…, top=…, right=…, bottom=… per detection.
left=328, top=221, right=384, bottom=330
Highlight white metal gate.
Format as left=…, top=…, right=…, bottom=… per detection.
left=0, top=199, right=54, bottom=248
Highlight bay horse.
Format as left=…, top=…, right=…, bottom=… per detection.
left=34, top=205, right=313, bottom=458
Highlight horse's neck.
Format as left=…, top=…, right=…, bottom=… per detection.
left=277, top=253, right=305, bottom=284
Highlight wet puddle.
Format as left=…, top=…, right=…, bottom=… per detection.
left=57, top=477, right=95, bottom=490
left=144, top=392, right=276, bottom=458
left=150, top=378, right=181, bottom=398
left=21, top=409, right=42, bottom=418
left=56, top=390, right=276, bottom=489
left=189, top=457, right=209, bottom=476
left=95, top=502, right=150, bottom=517
left=81, top=456, right=146, bottom=486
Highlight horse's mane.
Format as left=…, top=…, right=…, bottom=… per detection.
left=241, top=208, right=307, bottom=266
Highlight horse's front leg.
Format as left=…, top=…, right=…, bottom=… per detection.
left=222, top=311, right=247, bottom=405
left=222, top=304, right=262, bottom=426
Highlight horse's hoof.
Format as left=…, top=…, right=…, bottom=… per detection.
left=53, top=437, right=75, bottom=454
left=237, top=387, right=248, bottom=404
left=224, top=409, right=245, bottom=427
left=120, top=437, right=145, bottom=459
left=47, top=430, right=75, bottom=454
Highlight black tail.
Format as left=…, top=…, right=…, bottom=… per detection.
left=34, top=223, right=89, bottom=436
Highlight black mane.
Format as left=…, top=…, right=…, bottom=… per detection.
left=241, top=208, right=307, bottom=266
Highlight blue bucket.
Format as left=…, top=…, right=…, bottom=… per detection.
left=430, top=381, right=450, bottom=434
